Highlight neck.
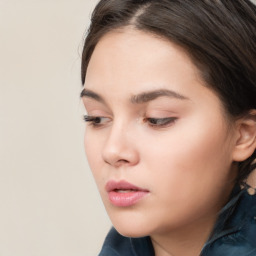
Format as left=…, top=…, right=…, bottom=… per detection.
left=151, top=214, right=217, bottom=256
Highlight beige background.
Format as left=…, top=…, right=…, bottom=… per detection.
left=0, top=1, right=111, bottom=256
left=1, top=0, right=256, bottom=256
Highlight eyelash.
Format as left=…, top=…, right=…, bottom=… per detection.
left=83, top=115, right=177, bottom=128
left=83, top=115, right=110, bottom=127
left=144, top=117, right=177, bottom=127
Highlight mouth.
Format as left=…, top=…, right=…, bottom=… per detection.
left=105, top=180, right=149, bottom=207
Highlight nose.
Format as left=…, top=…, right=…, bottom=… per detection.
left=102, top=122, right=139, bottom=168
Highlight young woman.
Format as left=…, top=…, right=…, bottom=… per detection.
left=80, top=1, right=256, bottom=255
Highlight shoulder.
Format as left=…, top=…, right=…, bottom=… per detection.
left=203, top=232, right=256, bottom=256
left=98, top=227, right=154, bottom=256
left=202, top=187, right=256, bottom=256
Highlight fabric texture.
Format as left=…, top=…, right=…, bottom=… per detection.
left=98, top=186, right=256, bottom=256
left=98, top=228, right=154, bottom=256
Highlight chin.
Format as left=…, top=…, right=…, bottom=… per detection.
left=107, top=210, right=153, bottom=238
left=114, top=224, right=150, bottom=238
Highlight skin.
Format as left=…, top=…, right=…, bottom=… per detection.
left=82, top=28, right=240, bottom=256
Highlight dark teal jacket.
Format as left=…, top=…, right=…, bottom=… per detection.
left=98, top=186, right=256, bottom=256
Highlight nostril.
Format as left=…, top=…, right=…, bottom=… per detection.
left=114, top=159, right=130, bottom=167
left=117, top=159, right=129, bottom=163
left=103, top=157, right=128, bottom=164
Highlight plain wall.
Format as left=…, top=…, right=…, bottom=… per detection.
left=1, top=0, right=256, bottom=256
left=0, top=1, right=111, bottom=256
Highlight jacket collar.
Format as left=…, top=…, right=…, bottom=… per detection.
left=202, top=184, right=256, bottom=250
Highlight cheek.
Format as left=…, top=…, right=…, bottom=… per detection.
left=145, top=113, right=231, bottom=173
left=140, top=116, right=233, bottom=205
left=84, top=131, right=105, bottom=184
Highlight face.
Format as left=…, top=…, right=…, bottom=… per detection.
left=82, top=28, right=237, bottom=238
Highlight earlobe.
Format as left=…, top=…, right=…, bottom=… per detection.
left=232, top=110, right=256, bottom=162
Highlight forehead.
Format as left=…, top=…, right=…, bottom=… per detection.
left=86, top=28, right=202, bottom=87
left=84, top=27, right=225, bottom=112
left=88, top=28, right=195, bottom=72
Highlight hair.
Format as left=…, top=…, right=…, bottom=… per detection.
left=81, top=0, right=256, bottom=183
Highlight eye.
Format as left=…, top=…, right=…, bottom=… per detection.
left=144, top=117, right=177, bottom=128
left=83, top=115, right=111, bottom=127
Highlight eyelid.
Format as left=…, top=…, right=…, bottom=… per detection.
left=82, top=98, right=111, bottom=116
left=83, top=115, right=111, bottom=127
left=83, top=113, right=177, bottom=129
left=144, top=117, right=178, bottom=128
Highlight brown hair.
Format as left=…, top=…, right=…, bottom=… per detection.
left=81, top=0, right=256, bottom=183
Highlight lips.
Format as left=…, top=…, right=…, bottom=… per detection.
left=105, top=180, right=149, bottom=207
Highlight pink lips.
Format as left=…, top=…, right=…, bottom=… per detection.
left=106, top=180, right=149, bottom=207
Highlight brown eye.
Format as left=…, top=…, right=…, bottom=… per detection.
left=83, top=115, right=111, bottom=127
left=146, top=117, right=177, bottom=127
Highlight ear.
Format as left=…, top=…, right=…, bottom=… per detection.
left=232, top=110, right=256, bottom=162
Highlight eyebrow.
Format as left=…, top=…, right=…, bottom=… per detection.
left=131, top=89, right=189, bottom=104
left=80, top=88, right=106, bottom=104
left=80, top=88, right=189, bottom=104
